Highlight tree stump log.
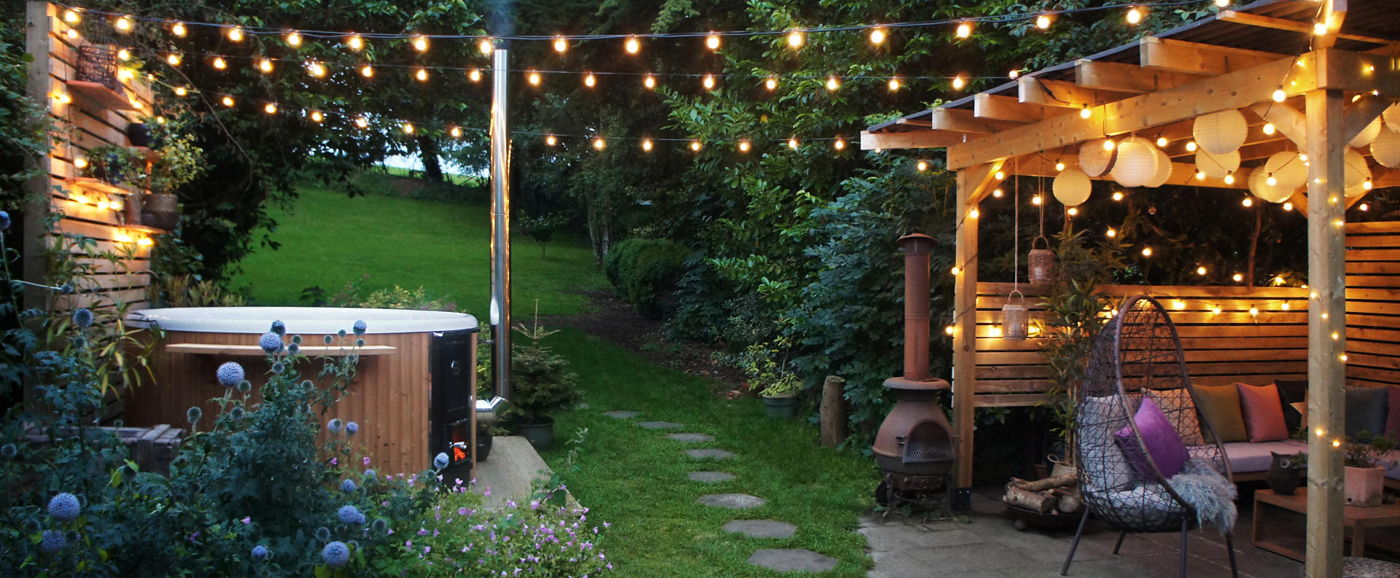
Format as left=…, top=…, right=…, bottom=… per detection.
left=819, top=375, right=847, bottom=448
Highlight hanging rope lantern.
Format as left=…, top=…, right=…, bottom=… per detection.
left=1028, top=179, right=1056, bottom=285
left=1002, top=290, right=1029, bottom=340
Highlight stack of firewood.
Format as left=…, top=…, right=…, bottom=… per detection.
left=1003, top=472, right=1082, bottom=514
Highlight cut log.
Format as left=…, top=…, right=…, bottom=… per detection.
left=1057, top=490, right=1084, bottom=514
left=1015, top=472, right=1078, bottom=491
left=1004, top=484, right=1058, bottom=513
left=819, top=375, right=847, bottom=448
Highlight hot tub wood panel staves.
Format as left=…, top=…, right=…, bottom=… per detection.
left=162, top=343, right=398, bottom=356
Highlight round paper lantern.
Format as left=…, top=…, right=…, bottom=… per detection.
left=1145, top=147, right=1173, bottom=188
left=1192, top=109, right=1248, bottom=155
left=1195, top=148, right=1240, bottom=179
left=1349, top=116, right=1383, bottom=148
left=1383, top=103, right=1400, bottom=132
left=1110, top=137, right=1159, bottom=187
left=1249, top=168, right=1293, bottom=203
left=1053, top=167, right=1092, bottom=206
left=1263, top=151, right=1308, bottom=193
left=1344, top=148, right=1371, bottom=197
left=1371, top=125, right=1400, bottom=168
left=1078, top=139, right=1115, bottom=177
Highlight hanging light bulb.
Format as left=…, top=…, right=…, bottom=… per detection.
left=592, top=137, right=606, bottom=150
left=1233, top=273, right=1244, bottom=282
left=1283, top=201, right=1294, bottom=211
left=826, top=75, right=840, bottom=92
left=402, top=122, right=414, bottom=135
left=1080, top=107, right=1092, bottom=119
left=1242, top=196, right=1254, bottom=207
left=1196, top=266, right=1208, bottom=276
left=355, top=116, right=369, bottom=129
left=1272, top=88, right=1287, bottom=102
left=584, top=72, right=596, bottom=88
left=1141, top=247, right=1154, bottom=257
left=553, top=36, right=568, bottom=53
left=478, top=38, right=494, bottom=55
left=360, top=64, right=375, bottom=78
left=174, top=86, right=188, bottom=97
left=1262, top=122, right=1276, bottom=136
left=414, top=67, right=429, bottom=82
left=264, top=103, right=278, bottom=114
left=258, top=58, right=274, bottom=74
left=227, top=26, right=244, bottom=42
left=706, top=32, right=722, bottom=51
left=171, top=21, right=187, bottom=37
left=1125, top=7, right=1144, bottom=25
left=1031, top=195, right=1043, bottom=206
left=951, top=75, right=966, bottom=90
left=1359, top=202, right=1370, bottom=211
left=787, top=29, right=804, bottom=49
left=1036, top=13, right=1053, bottom=29
left=212, top=56, right=227, bottom=70
left=114, top=15, right=133, bottom=33
left=1067, top=207, right=1079, bottom=216
left=545, top=134, right=557, bottom=146
left=1215, top=0, right=1230, bottom=6
left=887, top=78, right=901, bottom=92
left=450, top=126, right=462, bottom=138
left=624, top=36, right=641, bottom=55
left=641, top=138, right=653, bottom=152
left=411, top=35, right=429, bottom=53
left=917, top=161, right=929, bottom=172
left=690, top=140, right=703, bottom=152
left=285, top=31, right=302, bottom=47
left=869, top=27, right=887, bottom=45
left=527, top=70, right=542, bottom=86
left=765, top=76, right=778, bottom=91
left=310, top=110, right=324, bottom=123
left=642, top=74, right=656, bottom=89
left=62, top=9, right=80, bottom=24
left=220, top=95, right=235, bottom=107
left=833, top=137, right=846, bottom=151
left=1155, top=136, right=1168, bottom=148
left=306, top=61, right=326, bottom=78
left=1266, top=174, right=1278, bottom=186
left=1223, top=172, right=1236, bottom=185
left=166, top=53, right=182, bottom=66
left=347, top=34, right=364, bottom=51
left=468, top=68, right=482, bottom=82
left=992, top=188, right=1004, bottom=198
left=955, top=21, right=973, bottom=39
left=702, top=74, right=716, bottom=90
left=1102, top=139, right=1116, bottom=151
left=117, top=48, right=131, bottom=61
left=1185, top=141, right=1198, bottom=152
left=787, top=137, right=799, bottom=150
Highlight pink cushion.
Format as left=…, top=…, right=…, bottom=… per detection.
left=1236, top=383, right=1289, bottom=442
left=1387, top=386, right=1400, bottom=440
left=1115, top=397, right=1189, bottom=478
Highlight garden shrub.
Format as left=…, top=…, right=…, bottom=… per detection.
left=602, top=239, right=689, bottom=318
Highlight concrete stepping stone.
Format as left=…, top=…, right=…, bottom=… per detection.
left=686, top=448, right=735, bottom=460
left=723, top=520, right=796, bottom=539
left=668, top=433, right=714, bottom=442
left=602, top=411, right=640, bottom=419
left=747, top=549, right=838, bottom=573
left=688, top=471, right=735, bottom=483
left=637, top=421, right=683, bottom=430
left=696, top=493, right=766, bottom=509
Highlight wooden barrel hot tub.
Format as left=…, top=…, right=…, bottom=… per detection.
left=124, top=307, right=479, bottom=476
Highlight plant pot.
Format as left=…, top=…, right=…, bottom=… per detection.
left=142, top=193, right=179, bottom=229
left=762, top=396, right=798, bottom=419
left=126, top=123, right=151, bottom=147
left=476, top=427, right=493, bottom=462
left=122, top=191, right=142, bottom=226
left=1345, top=465, right=1385, bottom=507
left=516, top=416, right=554, bottom=450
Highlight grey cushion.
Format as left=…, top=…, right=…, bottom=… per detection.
left=1345, top=386, right=1389, bottom=438
left=1079, top=395, right=1135, bottom=492
left=1218, top=440, right=1306, bottom=473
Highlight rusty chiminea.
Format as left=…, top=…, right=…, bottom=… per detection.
left=872, top=234, right=956, bottom=513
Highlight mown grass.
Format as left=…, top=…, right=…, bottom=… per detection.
left=538, top=329, right=878, bottom=577
left=233, top=186, right=605, bottom=316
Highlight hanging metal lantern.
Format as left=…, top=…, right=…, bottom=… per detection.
left=1028, top=236, right=1056, bottom=285
left=1002, top=290, right=1029, bottom=340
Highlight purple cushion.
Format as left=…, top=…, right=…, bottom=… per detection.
left=1115, top=397, right=1190, bottom=478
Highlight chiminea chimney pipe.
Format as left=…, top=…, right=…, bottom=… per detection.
left=885, top=234, right=948, bottom=391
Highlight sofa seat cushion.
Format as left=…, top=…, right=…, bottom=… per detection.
left=1218, top=440, right=1307, bottom=474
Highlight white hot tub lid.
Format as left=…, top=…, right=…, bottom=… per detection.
left=128, top=307, right=479, bottom=335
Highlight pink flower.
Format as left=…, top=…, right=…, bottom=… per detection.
left=241, top=516, right=251, bottom=525
left=363, top=456, right=371, bottom=466
left=330, top=457, right=338, bottom=465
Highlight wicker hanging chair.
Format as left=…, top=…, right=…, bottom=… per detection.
left=1060, top=296, right=1238, bottom=578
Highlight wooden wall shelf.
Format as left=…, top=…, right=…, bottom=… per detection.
left=67, top=80, right=137, bottom=111
left=65, top=177, right=136, bottom=197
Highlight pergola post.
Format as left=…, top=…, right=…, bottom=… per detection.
left=952, top=162, right=1002, bottom=493
left=1303, top=88, right=1347, bottom=578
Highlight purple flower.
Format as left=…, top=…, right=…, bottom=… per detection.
left=327, top=419, right=343, bottom=433
left=363, top=456, right=372, bottom=466
left=352, top=320, right=367, bottom=336
left=259, top=332, right=283, bottom=354
left=341, top=479, right=358, bottom=492
left=242, top=516, right=251, bottom=525
left=345, top=421, right=359, bottom=435
left=322, top=541, right=350, bottom=567
left=216, top=362, right=245, bottom=387
left=270, top=320, right=286, bottom=336
left=39, top=530, right=65, bottom=554
left=363, top=469, right=376, bottom=481
left=288, top=342, right=300, bottom=355
left=433, top=452, right=449, bottom=470
left=71, top=308, right=94, bottom=329
left=251, top=544, right=268, bottom=560
left=47, top=493, right=80, bottom=521
left=337, top=505, right=363, bottom=524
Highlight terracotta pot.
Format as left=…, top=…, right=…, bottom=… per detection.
left=1344, top=465, right=1385, bottom=507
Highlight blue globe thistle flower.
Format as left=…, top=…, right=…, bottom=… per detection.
left=71, top=308, right=94, bottom=329
left=237, top=380, right=252, bottom=394
left=323, top=335, right=334, bottom=345
left=252, top=545, right=269, bottom=560
left=270, top=320, right=286, bottom=336
left=0, top=443, right=16, bottom=459
left=291, top=334, right=303, bottom=345
left=355, top=338, right=365, bottom=348
left=48, top=493, right=80, bottom=521
left=340, top=479, right=357, bottom=493
left=362, top=469, right=376, bottom=481
left=39, top=529, right=65, bottom=554
left=0, top=211, right=10, bottom=230
left=345, top=421, right=359, bottom=435
left=371, top=518, right=387, bottom=532
left=338, top=329, right=347, bottom=338
left=70, top=336, right=86, bottom=349
left=352, top=320, right=367, bottom=336
left=433, top=452, right=449, bottom=470
left=337, top=505, right=362, bottom=525
left=288, top=343, right=300, bottom=356
left=230, top=407, right=245, bottom=421
left=259, top=332, right=283, bottom=354
left=327, top=419, right=343, bottom=433
left=314, top=526, right=331, bottom=542
left=271, top=362, right=285, bottom=374
left=216, top=362, right=245, bottom=387
left=322, top=541, right=350, bottom=567
left=186, top=406, right=203, bottom=425
left=59, top=283, right=74, bottom=295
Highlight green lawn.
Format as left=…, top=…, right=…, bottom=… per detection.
left=233, top=186, right=605, bottom=315
left=539, top=329, right=877, bottom=577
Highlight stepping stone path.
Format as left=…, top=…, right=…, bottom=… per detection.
left=697, top=493, right=766, bottom=509
left=686, top=448, right=735, bottom=460
left=688, top=471, right=735, bottom=483
left=668, top=433, right=714, bottom=442
left=723, top=520, right=796, bottom=539
left=602, top=410, right=640, bottom=419
left=637, top=421, right=684, bottom=430
left=747, top=549, right=838, bottom=573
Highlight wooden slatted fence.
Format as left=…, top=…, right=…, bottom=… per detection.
left=1345, top=220, right=1400, bottom=389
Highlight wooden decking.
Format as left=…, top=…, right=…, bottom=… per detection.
left=472, top=436, right=556, bottom=510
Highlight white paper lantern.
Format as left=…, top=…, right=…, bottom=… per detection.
left=1194, top=148, right=1240, bottom=179
left=1110, top=137, right=1159, bottom=188
left=1344, top=148, right=1371, bottom=197
left=1053, top=167, right=1092, bottom=206
left=1192, top=109, right=1248, bottom=155
left=1383, top=103, right=1400, bottom=133
left=1371, top=125, right=1400, bottom=168
left=1349, top=116, right=1383, bottom=148
left=1078, top=139, right=1114, bottom=177
left=1145, top=147, right=1173, bottom=188
left=1263, top=151, right=1308, bottom=193
left=1249, top=168, right=1293, bottom=203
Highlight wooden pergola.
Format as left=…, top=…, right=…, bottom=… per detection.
left=862, top=0, right=1397, bottom=574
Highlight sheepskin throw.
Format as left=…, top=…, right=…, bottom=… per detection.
left=1169, top=458, right=1238, bottom=535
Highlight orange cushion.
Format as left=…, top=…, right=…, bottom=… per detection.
left=1236, top=382, right=1290, bottom=442
left=1194, top=384, right=1248, bottom=443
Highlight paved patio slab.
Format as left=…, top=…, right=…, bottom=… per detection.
left=697, top=493, right=766, bottom=509
left=723, top=519, right=796, bottom=539
left=637, top=420, right=684, bottom=429
left=668, top=433, right=715, bottom=442
left=602, top=410, right=640, bottom=419
left=748, top=548, right=838, bottom=572
left=688, top=471, right=735, bottom=483
left=686, top=448, right=735, bottom=460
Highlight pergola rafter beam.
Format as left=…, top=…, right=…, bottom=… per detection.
left=973, top=94, right=1067, bottom=123
left=1139, top=36, right=1286, bottom=75
left=860, top=130, right=967, bottom=150
left=931, top=107, right=1026, bottom=134
left=1017, top=76, right=1135, bottom=109
left=1074, top=59, right=1207, bottom=94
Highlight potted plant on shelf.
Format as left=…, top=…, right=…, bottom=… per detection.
left=83, top=144, right=141, bottom=186
left=142, top=120, right=205, bottom=230
left=734, top=336, right=804, bottom=419
left=506, top=315, right=580, bottom=450
left=1343, top=431, right=1397, bottom=507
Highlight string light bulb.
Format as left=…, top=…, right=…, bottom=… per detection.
left=347, top=34, right=364, bottom=51
left=1031, top=195, right=1043, bottom=205
left=702, top=74, right=716, bottom=90
left=624, top=36, right=641, bottom=54
left=1359, top=203, right=1370, bottom=211
left=1262, top=122, right=1276, bottom=136
left=360, top=64, right=374, bottom=78
left=553, top=36, right=568, bottom=53
left=174, top=86, right=188, bottom=97
left=1185, top=141, right=1198, bottom=152
left=310, top=110, right=324, bottom=123
left=468, top=68, right=481, bottom=82
left=706, top=32, right=722, bottom=51
left=690, top=140, right=702, bottom=152
left=527, top=70, right=542, bottom=86
left=62, top=9, right=80, bottom=24
left=1009, top=69, right=1020, bottom=79
left=402, top=122, right=414, bottom=135
left=1215, top=0, right=1229, bottom=6
left=1103, top=139, right=1116, bottom=151
left=545, top=135, right=557, bottom=146
left=258, top=58, right=274, bottom=73
left=787, top=137, right=799, bottom=150
left=955, top=21, right=973, bottom=39
left=1080, top=107, right=1092, bottom=119
left=1223, top=173, right=1236, bottom=185
left=1242, top=196, right=1253, bottom=207
left=1141, top=247, right=1153, bottom=257
left=306, top=61, right=326, bottom=78
left=887, top=78, right=901, bottom=92
left=992, top=188, right=1004, bottom=198
left=220, top=95, right=235, bottom=107
left=212, top=57, right=228, bottom=70
left=171, top=21, right=187, bottom=37
left=1272, top=88, right=1286, bottom=102
left=355, top=116, right=369, bottom=129
left=479, top=38, right=494, bottom=55
left=114, top=15, right=133, bottom=33
left=1155, top=137, right=1168, bottom=148
left=450, top=126, right=462, bottom=138
left=415, top=68, right=429, bottom=82
left=869, top=27, right=887, bottom=45
left=1036, top=13, right=1053, bottom=29
left=917, top=161, right=929, bottom=172
left=826, top=75, right=840, bottom=92
left=1067, top=207, right=1079, bottom=216
left=592, top=137, right=606, bottom=150
left=1125, top=6, right=1144, bottom=25
left=641, top=138, right=653, bottom=152
left=787, top=29, right=804, bottom=49
left=951, top=75, right=966, bottom=90
left=167, top=53, right=183, bottom=66
left=644, top=74, right=657, bottom=89
left=584, top=72, right=596, bottom=88
left=264, top=103, right=278, bottom=114
left=738, top=140, right=751, bottom=153
left=1233, top=273, right=1244, bottom=282
left=765, top=77, right=778, bottom=91
left=1197, top=266, right=1208, bottom=276
left=286, top=31, right=302, bottom=47
left=412, top=35, right=429, bottom=53
left=227, top=26, right=244, bottom=42
left=117, top=49, right=131, bottom=61
left=833, top=137, right=846, bottom=151
left=1283, top=201, right=1294, bottom=211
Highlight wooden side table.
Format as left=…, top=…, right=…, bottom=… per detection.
left=1252, top=489, right=1400, bottom=561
